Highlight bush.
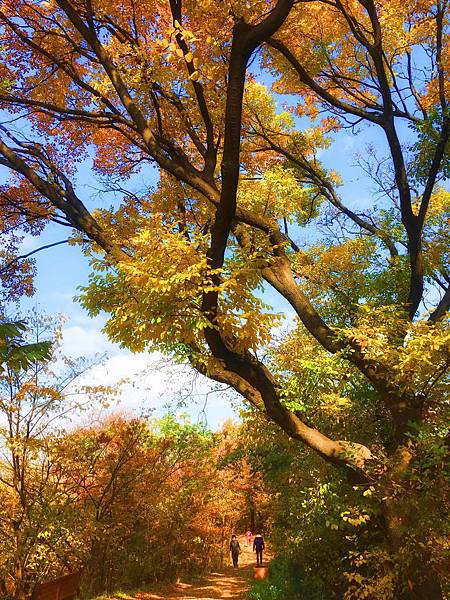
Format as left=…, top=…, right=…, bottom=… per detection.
left=246, top=556, right=325, bottom=600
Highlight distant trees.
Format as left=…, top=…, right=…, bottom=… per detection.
left=0, top=315, right=261, bottom=598
left=55, top=414, right=255, bottom=595
left=0, top=313, right=119, bottom=599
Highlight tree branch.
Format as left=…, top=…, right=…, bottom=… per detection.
left=267, top=37, right=383, bottom=124
left=0, top=141, right=128, bottom=263
left=0, top=239, right=88, bottom=275
left=429, top=284, right=450, bottom=322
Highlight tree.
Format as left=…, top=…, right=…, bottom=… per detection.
left=0, top=312, right=117, bottom=599
left=52, top=415, right=155, bottom=594
left=0, top=317, right=52, bottom=599
left=54, top=415, right=254, bottom=593
left=241, top=400, right=449, bottom=599
left=0, top=1, right=448, bottom=596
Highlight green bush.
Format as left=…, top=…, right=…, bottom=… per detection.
left=246, top=556, right=325, bottom=600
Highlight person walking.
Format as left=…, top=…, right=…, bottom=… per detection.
left=229, top=534, right=241, bottom=567
left=253, top=532, right=265, bottom=566
left=246, top=529, right=253, bottom=547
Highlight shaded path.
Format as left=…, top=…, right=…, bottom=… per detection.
left=113, top=536, right=265, bottom=600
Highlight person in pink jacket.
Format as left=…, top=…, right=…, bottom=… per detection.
left=246, top=529, right=253, bottom=546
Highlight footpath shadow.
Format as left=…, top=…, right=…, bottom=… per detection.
left=124, top=535, right=268, bottom=600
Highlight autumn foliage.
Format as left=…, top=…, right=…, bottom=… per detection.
left=0, top=0, right=449, bottom=597
left=0, top=318, right=260, bottom=598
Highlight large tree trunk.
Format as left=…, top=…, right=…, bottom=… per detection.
left=381, top=446, right=443, bottom=600
left=13, top=560, right=26, bottom=600
left=11, top=520, right=27, bottom=600
left=86, top=538, right=109, bottom=596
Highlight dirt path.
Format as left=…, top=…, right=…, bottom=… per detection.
left=115, top=536, right=265, bottom=600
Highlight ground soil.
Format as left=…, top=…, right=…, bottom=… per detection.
left=106, top=536, right=267, bottom=600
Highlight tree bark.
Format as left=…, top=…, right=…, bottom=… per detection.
left=380, top=445, right=443, bottom=599
left=13, top=524, right=26, bottom=600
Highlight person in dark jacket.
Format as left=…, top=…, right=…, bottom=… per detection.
left=229, top=534, right=241, bottom=567
left=253, top=532, right=265, bottom=566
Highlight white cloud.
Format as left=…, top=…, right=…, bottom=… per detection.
left=61, top=324, right=115, bottom=357
left=60, top=323, right=240, bottom=428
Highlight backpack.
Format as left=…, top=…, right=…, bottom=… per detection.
left=254, top=535, right=264, bottom=550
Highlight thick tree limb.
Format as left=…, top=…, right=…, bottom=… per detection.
left=191, top=344, right=373, bottom=480
left=268, top=15, right=425, bottom=319
left=429, top=285, right=450, bottom=321
left=203, top=0, right=295, bottom=317
left=0, top=141, right=127, bottom=263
